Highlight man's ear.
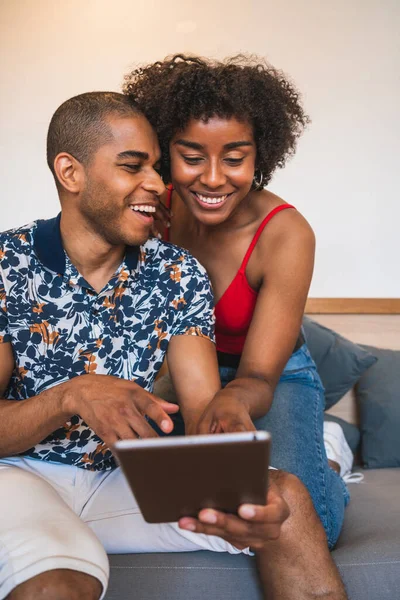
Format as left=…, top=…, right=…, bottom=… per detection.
left=53, top=153, right=85, bottom=193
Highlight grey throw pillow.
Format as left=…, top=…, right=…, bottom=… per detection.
left=357, top=345, right=400, bottom=468
left=303, top=317, right=377, bottom=409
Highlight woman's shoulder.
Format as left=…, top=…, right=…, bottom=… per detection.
left=257, top=189, right=313, bottom=232
left=253, top=189, right=315, bottom=257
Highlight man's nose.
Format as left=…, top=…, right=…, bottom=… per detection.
left=142, top=170, right=165, bottom=197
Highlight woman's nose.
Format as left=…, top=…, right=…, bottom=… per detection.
left=199, top=162, right=227, bottom=189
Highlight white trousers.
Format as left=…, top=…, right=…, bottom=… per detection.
left=0, top=456, right=251, bottom=599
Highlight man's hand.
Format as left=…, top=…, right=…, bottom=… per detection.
left=189, top=391, right=256, bottom=436
left=62, top=374, right=179, bottom=447
left=178, top=478, right=290, bottom=551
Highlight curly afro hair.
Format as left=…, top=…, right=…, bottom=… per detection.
left=123, top=54, right=310, bottom=187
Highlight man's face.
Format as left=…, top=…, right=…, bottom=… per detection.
left=80, top=114, right=164, bottom=247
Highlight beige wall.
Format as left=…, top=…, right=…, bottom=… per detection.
left=1, top=0, right=399, bottom=296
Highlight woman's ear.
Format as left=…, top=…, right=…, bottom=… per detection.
left=53, top=152, right=85, bottom=193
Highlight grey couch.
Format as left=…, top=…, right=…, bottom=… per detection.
left=105, top=468, right=400, bottom=600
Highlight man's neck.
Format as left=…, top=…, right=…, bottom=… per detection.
left=60, top=211, right=125, bottom=294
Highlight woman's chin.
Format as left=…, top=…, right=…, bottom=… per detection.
left=192, top=209, right=230, bottom=226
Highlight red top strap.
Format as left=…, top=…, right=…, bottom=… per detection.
left=239, top=204, right=295, bottom=273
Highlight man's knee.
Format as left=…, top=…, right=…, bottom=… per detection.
left=7, top=569, right=103, bottom=600
left=270, top=470, right=325, bottom=535
left=270, top=469, right=310, bottom=502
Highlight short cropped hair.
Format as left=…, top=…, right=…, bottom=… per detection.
left=124, top=54, right=309, bottom=186
left=46, top=91, right=140, bottom=179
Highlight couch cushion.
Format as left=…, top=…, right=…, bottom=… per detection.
left=332, top=468, right=400, bottom=599
left=356, top=346, right=400, bottom=468
left=106, top=469, right=400, bottom=600
left=302, top=317, right=377, bottom=410
left=106, top=551, right=261, bottom=600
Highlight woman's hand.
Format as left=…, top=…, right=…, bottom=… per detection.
left=190, top=392, right=256, bottom=435
left=151, top=200, right=172, bottom=238
left=178, top=477, right=290, bottom=551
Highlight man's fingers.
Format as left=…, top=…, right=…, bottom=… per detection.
left=179, top=512, right=253, bottom=545
left=99, top=430, right=119, bottom=448
left=197, top=509, right=253, bottom=538
left=126, top=415, right=159, bottom=439
left=153, top=398, right=180, bottom=414
left=148, top=393, right=179, bottom=413
left=113, top=422, right=139, bottom=442
left=180, top=505, right=284, bottom=546
left=179, top=517, right=230, bottom=539
left=137, top=395, right=176, bottom=434
left=238, top=503, right=283, bottom=523
left=237, top=494, right=290, bottom=525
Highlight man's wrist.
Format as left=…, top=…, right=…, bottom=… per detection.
left=56, top=380, right=77, bottom=418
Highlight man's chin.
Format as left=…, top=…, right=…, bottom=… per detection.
left=123, top=230, right=151, bottom=247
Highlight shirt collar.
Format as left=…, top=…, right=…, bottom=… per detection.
left=33, top=213, right=140, bottom=275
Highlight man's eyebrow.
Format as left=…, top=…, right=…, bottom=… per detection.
left=116, top=150, right=149, bottom=161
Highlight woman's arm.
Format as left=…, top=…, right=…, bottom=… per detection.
left=232, top=209, right=315, bottom=416
left=196, top=210, right=315, bottom=432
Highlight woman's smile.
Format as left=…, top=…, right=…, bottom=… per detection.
left=190, top=191, right=234, bottom=210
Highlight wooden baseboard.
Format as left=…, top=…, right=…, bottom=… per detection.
left=305, top=298, right=400, bottom=314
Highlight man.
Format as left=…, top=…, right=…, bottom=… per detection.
left=0, top=92, right=346, bottom=600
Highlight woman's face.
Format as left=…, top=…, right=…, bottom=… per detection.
left=170, top=117, right=257, bottom=225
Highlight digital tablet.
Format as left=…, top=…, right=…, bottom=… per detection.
left=113, top=431, right=270, bottom=523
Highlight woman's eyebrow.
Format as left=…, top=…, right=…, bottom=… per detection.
left=224, top=141, right=254, bottom=150
left=174, top=139, right=203, bottom=150
left=174, top=139, right=254, bottom=151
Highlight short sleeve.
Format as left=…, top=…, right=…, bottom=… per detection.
left=0, top=270, right=10, bottom=343
left=170, top=254, right=215, bottom=343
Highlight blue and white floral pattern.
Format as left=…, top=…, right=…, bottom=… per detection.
left=0, top=216, right=215, bottom=470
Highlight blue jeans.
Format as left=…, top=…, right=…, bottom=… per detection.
left=220, top=343, right=350, bottom=549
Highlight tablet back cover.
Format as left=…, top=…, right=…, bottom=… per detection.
left=115, top=437, right=270, bottom=523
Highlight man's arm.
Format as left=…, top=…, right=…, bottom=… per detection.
left=166, top=335, right=222, bottom=434
left=166, top=333, right=290, bottom=553
left=0, top=342, right=75, bottom=456
left=0, top=342, right=179, bottom=458
left=167, top=334, right=256, bottom=435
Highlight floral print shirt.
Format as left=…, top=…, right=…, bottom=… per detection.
left=0, top=215, right=215, bottom=470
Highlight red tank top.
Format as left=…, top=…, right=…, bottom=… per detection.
left=165, top=188, right=295, bottom=355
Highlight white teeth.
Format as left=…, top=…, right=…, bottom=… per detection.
left=130, top=205, right=156, bottom=213
left=196, top=194, right=227, bottom=205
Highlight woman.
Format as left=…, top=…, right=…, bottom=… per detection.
left=123, top=54, right=351, bottom=548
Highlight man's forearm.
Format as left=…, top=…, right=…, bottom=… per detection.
left=224, top=377, right=275, bottom=420
left=0, top=384, right=73, bottom=457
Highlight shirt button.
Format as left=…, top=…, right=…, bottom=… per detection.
left=92, top=309, right=99, bottom=316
